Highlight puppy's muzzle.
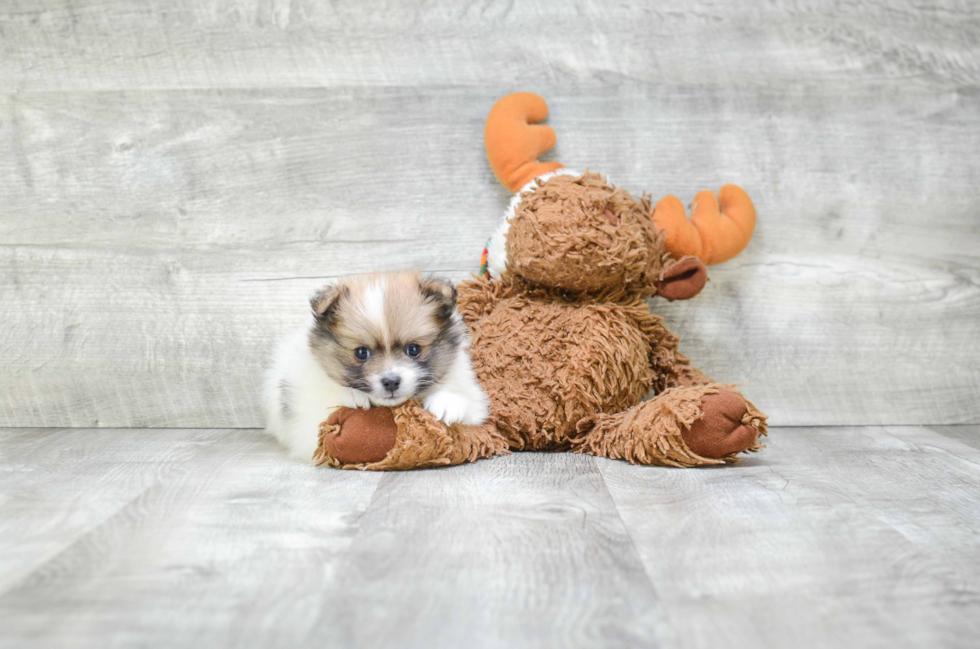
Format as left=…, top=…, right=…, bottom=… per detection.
left=380, top=375, right=401, bottom=394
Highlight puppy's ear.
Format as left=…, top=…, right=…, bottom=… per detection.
left=420, top=277, right=457, bottom=324
left=420, top=277, right=457, bottom=307
left=310, top=284, right=347, bottom=323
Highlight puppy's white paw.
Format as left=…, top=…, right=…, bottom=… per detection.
left=424, top=390, right=488, bottom=426
left=424, top=391, right=468, bottom=425
left=338, top=387, right=372, bottom=410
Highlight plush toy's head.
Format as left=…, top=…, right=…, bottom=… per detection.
left=489, top=169, right=705, bottom=298
left=503, top=171, right=662, bottom=293
left=482, top=93, right=756, bottom=300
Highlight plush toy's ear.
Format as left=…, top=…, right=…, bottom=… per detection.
left=485, top=93, right=565, bottom=193
left=655, top=257, right=708, bottom=301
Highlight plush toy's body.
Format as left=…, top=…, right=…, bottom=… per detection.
left=313, top=94, right=767, bottom=470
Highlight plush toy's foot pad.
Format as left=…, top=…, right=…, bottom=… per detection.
left=682, top=389, right=760, bottom=459
left=572, top=384, right=766, bottom=467
left=314, top=407, right=398, bottom=466
left=314, top=402, right=511, bottom=470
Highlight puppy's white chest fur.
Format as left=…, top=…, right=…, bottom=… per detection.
left=263, top=323, right=359, bottom=460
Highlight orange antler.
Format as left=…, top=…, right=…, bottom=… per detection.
left=652, top=185, right=757, bottom=265
left=485, top=93, right=565, bottom=193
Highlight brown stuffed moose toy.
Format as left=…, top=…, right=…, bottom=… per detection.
left=313, top=93, right=767, bottom=470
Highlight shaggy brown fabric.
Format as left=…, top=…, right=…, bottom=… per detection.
left=462, top=281, right=682, bottom=450
left=316, top=170, right=768, bottom=470
left=505, top=173, right=666, bottom=294
left=573, top=384, right=725, bottom=466
left=314, top=401, right=510, bottom=471
left=573, top=384, right=767, bottom=467
left=669, top=359, right=716, bottom=389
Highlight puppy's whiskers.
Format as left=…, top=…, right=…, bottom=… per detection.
left=413, top=377, right=438, bottom=391
left=347, top=379, right=372, bottom=392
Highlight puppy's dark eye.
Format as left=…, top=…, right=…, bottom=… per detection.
left=354, top=347, right=371, bottom=361
left=405, top=343, right=422, bottom=358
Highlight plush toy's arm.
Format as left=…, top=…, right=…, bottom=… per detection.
left=624, top=299, right=717, bottom=392
left=663, top=351, right=717, bottom=389
left=456, top=275, right=518, bottom=328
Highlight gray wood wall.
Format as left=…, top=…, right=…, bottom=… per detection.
left=1, top=0, right=978, bottom=428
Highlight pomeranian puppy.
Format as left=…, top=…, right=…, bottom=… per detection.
left=264, top=271, right=490, bottom=460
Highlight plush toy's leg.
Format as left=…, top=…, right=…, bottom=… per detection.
left=312, top=401, right=510, bottom=470
left=572, top=385, right=767, bottom=467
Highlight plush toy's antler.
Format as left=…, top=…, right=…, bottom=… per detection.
left=485, top=93, right=755, bottom=264
left=653, top=185, right=757, bottom=265
left=485, top=93, right=565, bottom=193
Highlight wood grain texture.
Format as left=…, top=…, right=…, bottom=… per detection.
left=1, top=1, right=979, bottom=428
left=0, top=428, right=383, bottom=647
left=928, top=424, right=980, bottom=450
left=1, top=0, right=978, bottom=91
left=0, top=427, right=230, bottom=593
left=3, top=426, right=980, bottom=648
left=312, top=452, right=668, bottom=649
left=598, top=425, right=980, bottom=649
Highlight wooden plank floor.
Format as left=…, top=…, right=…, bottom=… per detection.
left=2, top=426, right=978, bottom=648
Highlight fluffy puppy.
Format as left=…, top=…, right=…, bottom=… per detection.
left=264, top=271, right=489, bottom=460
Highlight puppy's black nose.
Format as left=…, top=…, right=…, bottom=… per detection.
left=380, top=375, right=401, bottom=393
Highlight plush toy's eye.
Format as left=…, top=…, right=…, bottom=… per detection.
left=405, top=343, right=422, bottom=358
left=354, top=347, right=371, bottom=361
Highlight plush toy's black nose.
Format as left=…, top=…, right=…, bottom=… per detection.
left=381, top=376, right=401, bottom=393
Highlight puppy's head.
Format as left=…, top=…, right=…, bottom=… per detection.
left=308, top=271, right=464, bottom=406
